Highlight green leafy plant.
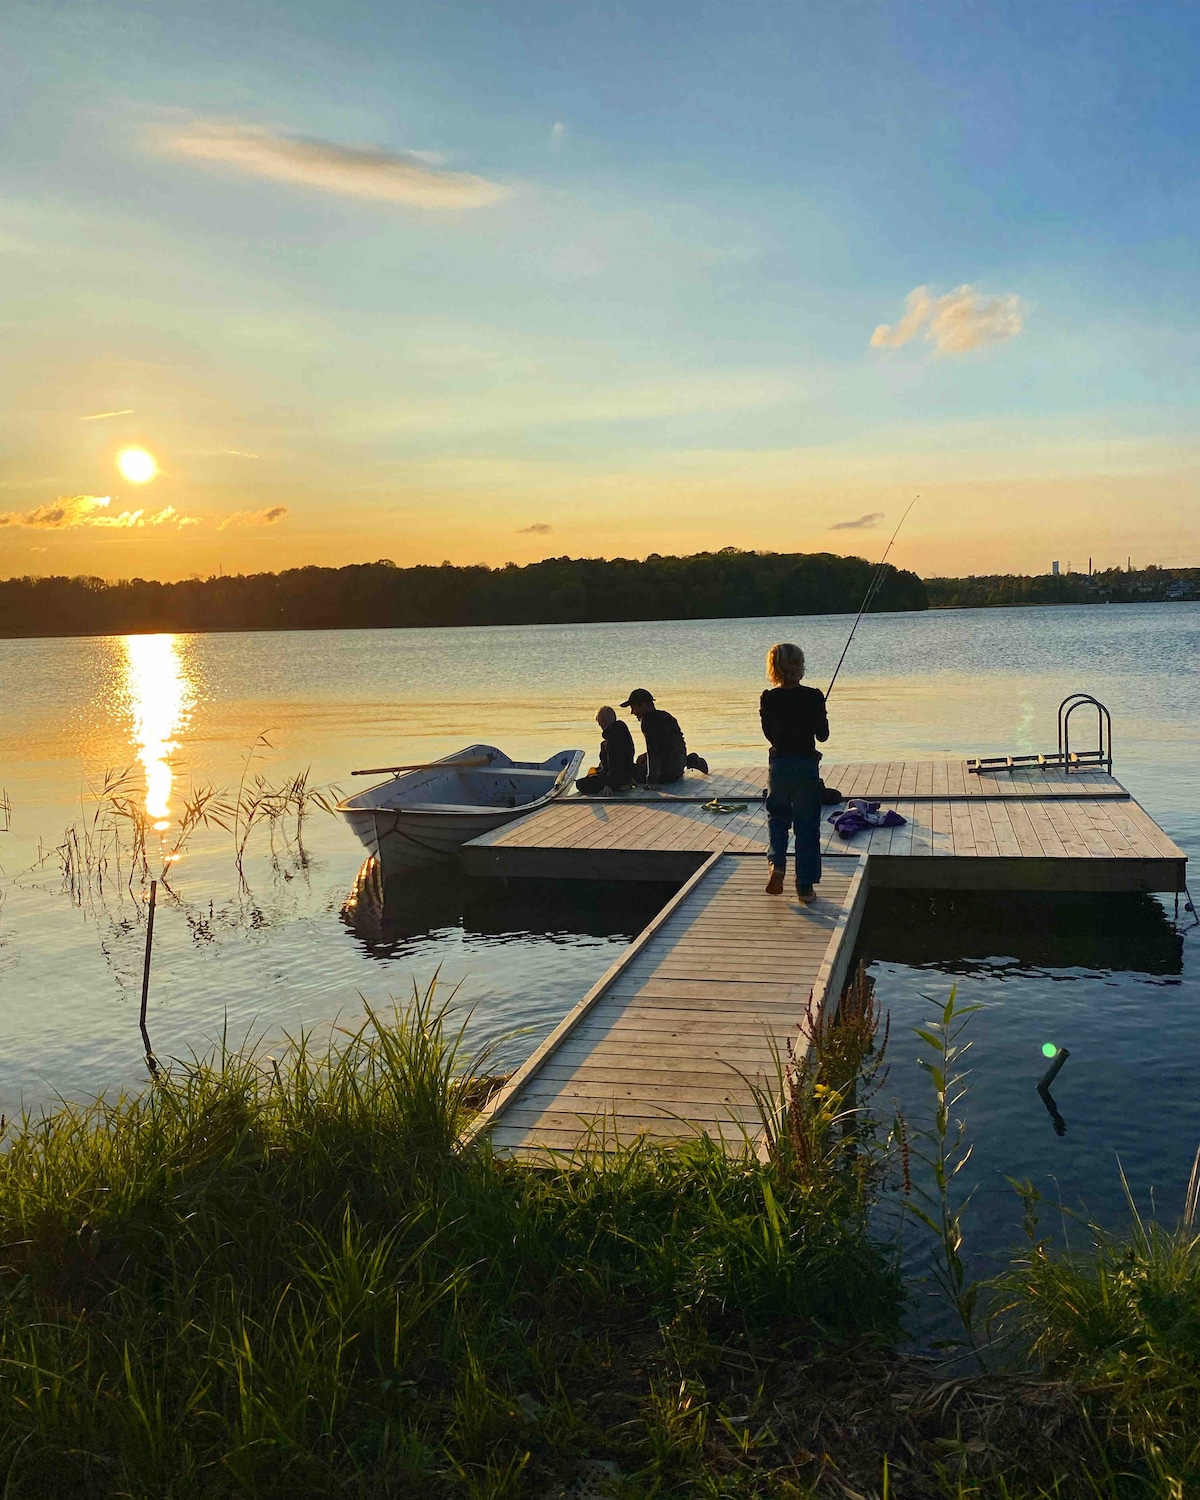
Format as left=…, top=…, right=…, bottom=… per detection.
left=905, top=986, right=985, bottom=1354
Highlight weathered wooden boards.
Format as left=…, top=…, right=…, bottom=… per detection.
left=461, top=759, right=1186, bottom=892
left=472, top=854, right=866, bottom=1160
left=576, top=759, right=1129, bottom=803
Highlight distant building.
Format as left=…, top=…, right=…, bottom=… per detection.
left=1051, top=561, right=1060, bottom=576
left=1167, top=579, right=1195, bottom=600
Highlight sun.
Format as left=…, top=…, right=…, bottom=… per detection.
left=117, top=447, right=158, bottom=484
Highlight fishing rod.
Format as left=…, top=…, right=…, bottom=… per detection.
left=825, top=494, right=919, bottom=699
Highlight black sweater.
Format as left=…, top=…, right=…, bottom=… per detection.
left=639, top=707, right=686, bottom=782
left=759, top=684, right=829, bottom=760
left=598, top=719, right=636, bottom=788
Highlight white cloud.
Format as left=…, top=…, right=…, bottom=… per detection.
left=156, top=120, right=509, bottom=210
left=0, top=495, right=200, bottom=529
left=218, top=504, right=289, bottom=530
left=550, top=122, right=567, bottom=144
left=0, top=495, right=113, bottom=528
left=871, top=284, right=1025, bottom=356
left=90, top=508, right=145, bottom=528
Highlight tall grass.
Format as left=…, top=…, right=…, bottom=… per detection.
left=997, top=1174, right=1200, bottom=1495
left=22, top=738, right=339, bottom=906
left=0, top=979, right=900, bottom=1498
left=3, top=968, right=1189, bottom=1496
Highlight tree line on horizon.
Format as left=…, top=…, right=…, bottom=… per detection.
left=0, top=549, right=928, bottom=639
left=924, top=564, right=1199, bottom=609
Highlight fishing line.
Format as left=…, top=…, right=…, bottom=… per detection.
left=825, top=494, right=920, bottom=700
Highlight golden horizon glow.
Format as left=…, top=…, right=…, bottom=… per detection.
left=123, top=634, right=194, bottom=830
left=117, top=447, right=158, bottom=484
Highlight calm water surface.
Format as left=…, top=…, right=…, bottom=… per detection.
left=0, top=605, right=1197, bottom=1285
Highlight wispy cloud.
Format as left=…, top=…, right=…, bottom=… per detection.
left=871, top=285, right=1025, bottom=356
left=218, top=504, right=289, bottom=530
left=157, top=121, right=509, bottom=210
left=81, top=408, right=134, bottom=421
left=829, top=511, right=885, bottom=530
left=0, top=495, right=113, bottom=528
left=550, top=121, right=567, bottom=144
left=0, top=495, right=200, bottom=529
left=517, top=522, right=552, bottom=534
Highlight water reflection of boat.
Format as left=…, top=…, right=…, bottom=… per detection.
left=336, top=744, right=584, bottom=880
left=340, top=856, right=673, bottom=955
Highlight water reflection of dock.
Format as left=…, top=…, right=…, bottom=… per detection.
left=465, top=760, right=1187, bottom=1160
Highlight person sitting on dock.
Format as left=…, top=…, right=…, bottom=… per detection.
left=620, top=688, right=709, bottom=786
left=760, top=643, right=828, bottom=904
left=576, top=706, right=637, bottom=796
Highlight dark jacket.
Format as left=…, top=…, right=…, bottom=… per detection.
left=598, top=719, right=636, bottom=789
left=639, top=707, right=687, bottom=783
left=759, top=684, right=829, bottom=760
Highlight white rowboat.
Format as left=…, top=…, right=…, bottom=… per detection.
left=337, top=743, right=584, bottom=880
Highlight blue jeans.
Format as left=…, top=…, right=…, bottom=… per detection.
left=766, top=755, right=822, bottom=886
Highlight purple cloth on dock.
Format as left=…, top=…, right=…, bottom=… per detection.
left=827, top=798, right=907, bottom=840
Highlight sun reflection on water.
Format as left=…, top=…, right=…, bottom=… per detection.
left=123, top=635, right=194, bottom=830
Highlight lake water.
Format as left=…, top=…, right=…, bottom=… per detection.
left=1, top=605, right=1197, bottom=1287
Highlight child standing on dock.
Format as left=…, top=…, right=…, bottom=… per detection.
left=760, top=643, right=828, bottom=904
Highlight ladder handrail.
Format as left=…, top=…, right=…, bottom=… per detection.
left=968, top=693, right=1114, bottom=775
left=1057, top=693, right=1112, bottom=775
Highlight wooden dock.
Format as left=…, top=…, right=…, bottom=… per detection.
left=474, top=853, right=865, bottom=1159
left=462, top=760, right=1185, bottom=892
left=464, top=759, right=1186, bottom=1158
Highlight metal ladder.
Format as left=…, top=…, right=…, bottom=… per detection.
left=967, top=692, right=1113, bottom=776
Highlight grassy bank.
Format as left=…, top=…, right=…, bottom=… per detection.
left=0, top=986, right=1195, bottom=1497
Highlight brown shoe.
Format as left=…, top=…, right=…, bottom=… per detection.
left=765, top=866, right=785, bottom=895
left=796, top=883, right=816, bottom=905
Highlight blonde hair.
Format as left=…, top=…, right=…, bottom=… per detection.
left=766, top=642, right=805, bottom=687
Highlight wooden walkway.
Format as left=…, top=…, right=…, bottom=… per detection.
left=462, top=760, right=1186, bottom=892
left=463, top=757, right=1186, bottom=1158
left=473, top=854, right=865, bottom=1159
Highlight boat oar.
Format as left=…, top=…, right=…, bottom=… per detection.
left=351, top=757, right=492, bottom=776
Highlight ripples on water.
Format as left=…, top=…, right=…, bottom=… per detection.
left=0, top=605, right=1197, bottom=1282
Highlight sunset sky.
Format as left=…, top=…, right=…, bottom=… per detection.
left=2, top=0, right=1198, bottom=581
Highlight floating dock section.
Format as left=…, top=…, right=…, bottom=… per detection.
left=463, top=760, right=1184, bottom=892
left=465, top=759, right=1186, bottom=1159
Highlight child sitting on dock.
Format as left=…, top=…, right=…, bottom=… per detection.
left=760, top=642, right=828, bottom=904
left=576, top=706, right=637, bottom=796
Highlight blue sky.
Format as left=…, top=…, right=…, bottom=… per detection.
left=2, top=0, right=1198, bottom=577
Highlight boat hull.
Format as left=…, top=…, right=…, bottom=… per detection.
left=337, top=745, right=584, bottom=880
left=370, top=802, right=542, bottom=879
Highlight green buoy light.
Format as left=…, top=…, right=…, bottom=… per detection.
left=1041, top=1042, right=1059, bottom=1058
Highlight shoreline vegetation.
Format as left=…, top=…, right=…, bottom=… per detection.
left=0, top=553, right=1196, bottom=640
left=924, top=565, right=1199, bottom=611
left=0, top=552, right=926, bottom=640
left=1, top=980, right=1195, bottom=1497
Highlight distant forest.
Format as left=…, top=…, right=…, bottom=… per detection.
left=0, top=549, right=928, bottom=639
left=925, top=566, right=1199, bottom=610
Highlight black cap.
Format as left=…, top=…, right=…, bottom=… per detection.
left=620, top=688, right=655, bottom=707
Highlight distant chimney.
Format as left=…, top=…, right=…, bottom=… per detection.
left=1052, top=561, right=1060, bottom=576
